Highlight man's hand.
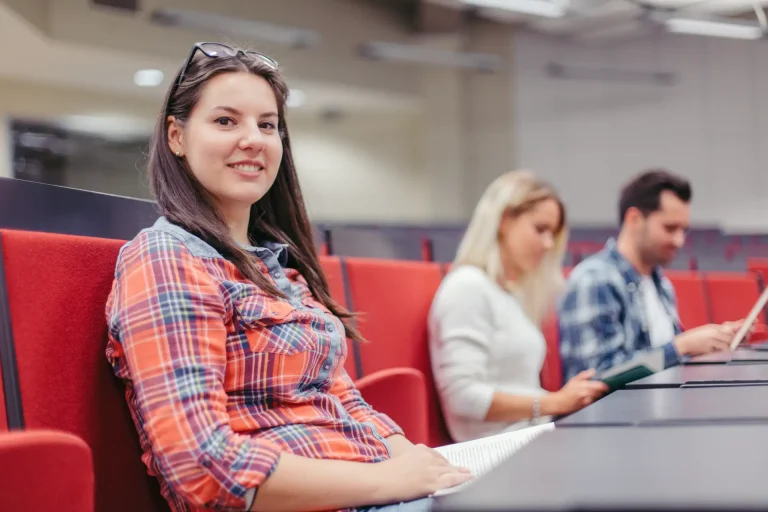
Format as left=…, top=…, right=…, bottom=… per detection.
left=722, top=318, right=754, bottom=334
left=674, top=323, right=734, bottom=356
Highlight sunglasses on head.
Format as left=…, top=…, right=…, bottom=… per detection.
left=167, top=42, right=279, bottom=105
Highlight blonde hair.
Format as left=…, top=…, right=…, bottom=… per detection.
left=454, top=170, right=568, bottom=325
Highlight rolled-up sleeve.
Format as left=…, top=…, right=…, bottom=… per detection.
left=110, top=232, right=282, bottom=510
left=429, top=273, right=497, bottom=421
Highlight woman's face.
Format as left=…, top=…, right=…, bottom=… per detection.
left=168, top=71, right=283, bottom=217
left=499, top=198, right=563, bottom=277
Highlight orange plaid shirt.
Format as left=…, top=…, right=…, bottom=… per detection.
left=106, top=218, right=402, bottom=511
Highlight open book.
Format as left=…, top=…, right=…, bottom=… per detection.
left=432, top=422, right=555, bottom=496
left=596, top=349, right=666, bottom=391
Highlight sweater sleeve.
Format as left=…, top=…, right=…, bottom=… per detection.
left=429, top=269, right=499, bottom=421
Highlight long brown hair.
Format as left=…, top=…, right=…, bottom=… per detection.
left=147, top=46, right=363, bottom=343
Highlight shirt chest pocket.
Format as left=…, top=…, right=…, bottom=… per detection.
left=233, top=294, right=316, bottom=356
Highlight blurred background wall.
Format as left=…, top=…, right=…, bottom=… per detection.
left=1, top=0, right=767, bottom=234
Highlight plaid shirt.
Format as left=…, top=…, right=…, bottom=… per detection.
left=557, top=239, right=682, bottom=382
left=106, top=217, right=402, bottom=512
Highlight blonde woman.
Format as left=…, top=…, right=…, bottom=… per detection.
left=428, top=171, right=607, bottom=442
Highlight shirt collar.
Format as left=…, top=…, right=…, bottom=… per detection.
left=241, top=240, right=289, bottom=267
left=153, top=216, right=289, bottom=266
left=603, top=237, right=665, bottom=288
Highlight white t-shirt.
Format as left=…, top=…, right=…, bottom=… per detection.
left=428, top=265, right=548, bottom=443
left=638, top=275, right=676, bottom=347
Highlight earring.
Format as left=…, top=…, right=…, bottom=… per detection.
left=176, top=151, right=182, bottom=157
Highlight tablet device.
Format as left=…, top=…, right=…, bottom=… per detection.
left=730, top=286, right=768, bottom=351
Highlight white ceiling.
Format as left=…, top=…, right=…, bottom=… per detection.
left=0, top=0, right=421, bottom=137
left=462, top=0, right=768, bottom=42
left=3, top=0, right=768, bottom=141
left=641, top=0, right=767, bottom=12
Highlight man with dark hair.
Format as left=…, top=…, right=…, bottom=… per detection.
left=557, top=169, right=743, bottom=382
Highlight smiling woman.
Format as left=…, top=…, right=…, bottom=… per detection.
left=166, top=73, right=284, bottom=242
left=105, top=42, right=468, bottom=512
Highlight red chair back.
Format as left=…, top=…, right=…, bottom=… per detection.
left=666, top=271, right=710, bottom=329
left=318, top=255, right=347, bottom=308
left=343, top=257, right=452, bottom=447
left=747, top=258, right=768, bottom=283
left=318, top=255, right=360, bottom=379
left=0, top=230, right=169, bottom=512
left=0, top=429, right=94, bottom=512
left=703, top=272, right=765, bottom=324
left=539, top=311, right=562, bottom=392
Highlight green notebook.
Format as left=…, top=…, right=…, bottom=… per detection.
left=596, top=350, right=666, bottom=392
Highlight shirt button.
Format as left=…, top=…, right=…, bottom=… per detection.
left=323, top=363, right=331, bottom=370
left=326, top=323, right=334, bottom=333
left=272, top=271, right=280, bottom=279
left=627, top=283, right=637, bottom=293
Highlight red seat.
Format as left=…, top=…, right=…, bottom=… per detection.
left=540, top=311, right=562, bottom=392
left=318, top=255, right=347, bottom=308
left=703, top=272, right=765, bottom=324
left=747, top=258, right=768, bottom=283
left=666, top=271, right=710, bottom=330
left=0, top=229, right=169, bottom=512
left=540, top=267, right=572, bottom=391
left=702, top=272, right=768, bottom=343
left=318, top=255, right=360, bottom=379
left=344, top=257, right=451, bottom=447
left=0, top=429, right=94, bottom=512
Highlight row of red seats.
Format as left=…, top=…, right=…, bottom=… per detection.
left=0, top=229, right=452, bottom=512
left=0, top=229, right=766, bottom=511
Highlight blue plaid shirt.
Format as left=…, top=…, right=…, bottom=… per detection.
left=557, top=239, right=682, bottom=382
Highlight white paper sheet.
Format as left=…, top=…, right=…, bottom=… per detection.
left=432, top=422, right=555, bottom=496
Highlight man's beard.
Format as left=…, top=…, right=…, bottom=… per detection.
left=637, top=228, right=672, bottom=268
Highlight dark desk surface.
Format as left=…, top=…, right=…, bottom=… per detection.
left=434, top=425, right=768, bottom=511
left=685, top=349, right=768, bottom=364
left=555, top=386, right=768, bottom=427
left=626, top=363, right=768, bottom=388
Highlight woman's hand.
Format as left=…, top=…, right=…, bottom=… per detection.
left=546, top=369, right=608, bottom=415
left=386, top=434, right=416, bottom=458
left=369, top=444, right=472, bottom=504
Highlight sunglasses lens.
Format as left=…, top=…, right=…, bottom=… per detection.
left=199, top=43, right=236, bottom=58
left=190, top=44, right=278, bottom=70
left=247, top=52, right=279, bottom=70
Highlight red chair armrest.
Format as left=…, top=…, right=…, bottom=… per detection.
left=0, top=429, right=94, bottom=512
left=356, top=367, right=429, bottom=446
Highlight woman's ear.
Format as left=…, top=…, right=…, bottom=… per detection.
left=167, top=116, right=184, bottom=157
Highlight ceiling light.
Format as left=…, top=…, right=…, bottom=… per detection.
left=461, top=0, right=565, bottom=18
left=286, top=89, right=306, bottom=108
left=133, top=69, right=164, bottom=87
left=150, top=8, right=321, bottom=48
left=358, top=41, right=501, bottom=72
left=665, top=18, right=763, bottom=40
